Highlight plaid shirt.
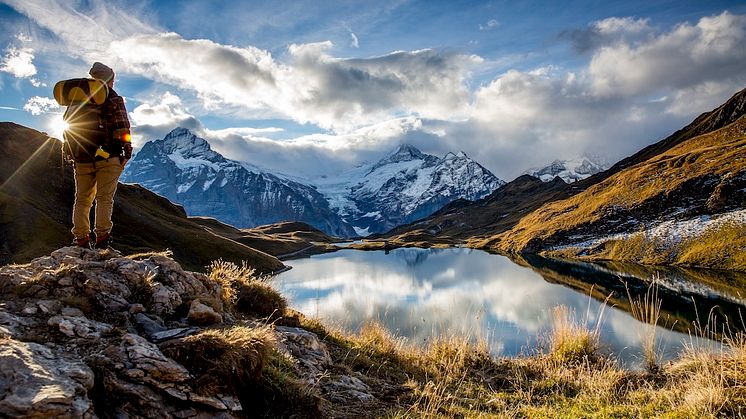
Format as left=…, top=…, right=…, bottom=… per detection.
left=103, top=89, right=132, bottom=158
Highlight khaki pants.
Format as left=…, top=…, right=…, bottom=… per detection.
left=71, top=159, right=124, bottom=239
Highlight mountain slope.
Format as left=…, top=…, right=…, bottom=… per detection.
left=316, top=144, right=504, bottom=235
left=122, top=128, right=355, bottom=237
left=0, top=123, right=284, bottom=273
left=486, top=115, right=746, bottom=270
left=575, top=87, right=746, bottom=189
left=382, top=175, right=574, bottom=246
left=191, top=218, right=338, bottom=259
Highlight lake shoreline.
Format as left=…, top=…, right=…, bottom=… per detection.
left=334, top=238, right=746, bottom=273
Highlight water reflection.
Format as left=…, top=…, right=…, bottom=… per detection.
left=274, top=248, right=746, bottom=367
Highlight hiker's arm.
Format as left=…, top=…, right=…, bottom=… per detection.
left=109, top=96, right=132, bottom=162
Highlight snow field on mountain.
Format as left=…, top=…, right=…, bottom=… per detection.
left=559, top=209, right=746, bottom=251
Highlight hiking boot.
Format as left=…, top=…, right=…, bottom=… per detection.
left=95, top=232, right=112, bottom=249
left=74, top=236, right=91, bottom=249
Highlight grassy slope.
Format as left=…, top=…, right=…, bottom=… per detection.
left=191, top=218, right=339, bottom=258
left=0, top=122, right=284, bottom=273
left=486, top=117, right=746, bottom=270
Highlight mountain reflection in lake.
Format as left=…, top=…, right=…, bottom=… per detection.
left=274, top=248, right=746, bottom=367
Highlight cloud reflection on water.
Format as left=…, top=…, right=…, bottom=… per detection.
left=275, top=248, right=701, bottom=366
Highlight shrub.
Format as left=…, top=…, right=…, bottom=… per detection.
left=160, top=325, right=275, bottom=394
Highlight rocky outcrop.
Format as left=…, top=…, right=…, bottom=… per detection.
left=0, top=338, right=94, bottom=418
left=0, top=247, right=377, bottom=418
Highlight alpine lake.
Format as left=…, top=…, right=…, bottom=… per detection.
left=274, top=247, right=746, bottom=368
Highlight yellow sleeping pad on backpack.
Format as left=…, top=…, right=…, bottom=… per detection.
left=53, top=78, right=109, bottom=106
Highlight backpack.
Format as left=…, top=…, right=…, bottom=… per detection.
left=53, top=78, right=110, bottom=162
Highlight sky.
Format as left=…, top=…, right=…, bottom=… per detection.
left=1, top=0, right=745, bottom=180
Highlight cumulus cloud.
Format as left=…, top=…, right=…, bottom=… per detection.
left=589, top=12, right=746, bottom=96
left=461, top=12, right=746, bottom=176
left=108, top=32, right=480, bottom=132
left=128, top=92, right=204, bottom=142
left=0, top=34, right=44, bottom=86
left=23, top=96, right=59, bottom=115
left=0, top=46, right=36, bottom=78
left=560, top=16, right=652, bottom=53
left=285, top=42, right=481, bottom=130
left=594, top=16, right=651, bottom=35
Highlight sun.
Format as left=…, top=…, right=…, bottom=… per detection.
left=48, top=114, right=69, bottom=141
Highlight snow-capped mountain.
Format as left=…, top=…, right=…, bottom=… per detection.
left=315, top=144, right=505, bottom=235
left=121, top=128, right=356, bottom=237
left=524, top=156, right=609, bottom=183
left=123, top=129, right=503, bottom=237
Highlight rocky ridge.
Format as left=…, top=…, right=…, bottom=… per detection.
left=523, top=156, right=608, bottom=183
left=0, top=248, right=374, bottom=418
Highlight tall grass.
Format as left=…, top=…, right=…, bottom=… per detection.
left=308, top=281, right=745, bottom=417
left=625, top=280, right=664, bottom=371
left=548, top=305, right=602, bottom=364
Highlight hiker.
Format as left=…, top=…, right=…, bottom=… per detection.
left=62, top=62, right=132, bottom=249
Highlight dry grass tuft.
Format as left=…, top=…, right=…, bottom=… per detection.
left=208, top=259, right=256, bottom=305
left=670, top=331, right=746, bottom=417
left=234, top=280, right=287, bottom=320
left=208, top=259, right=287, bottom=320
left=160, top=325, right=275, bottom=395
left=548, top=305, right=600, bottom=365
left=126, top=250, right=173, bottom=261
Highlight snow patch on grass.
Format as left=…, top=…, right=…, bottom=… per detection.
left=559, top=209, right=746, bottom=251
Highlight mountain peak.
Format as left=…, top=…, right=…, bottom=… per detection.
left=390, top=143, right=425, bottom=158
left=372, top=143, right=429, bottom=169
left=159, top=127, right=215, bottom=158
left=524, top=156, right=608, bottom=183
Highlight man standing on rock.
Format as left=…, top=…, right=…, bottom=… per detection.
left=63, top=62, right=132, bottom=249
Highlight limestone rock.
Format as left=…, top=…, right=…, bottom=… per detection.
left=48, top=314, right=113, bottom=339
left=0, top=308, right=39, bottom=338
left=0, top=337, right=94, bottom=418
left=0, top=249, right=256, bottom=418
left=151, top=282, right=183, bottom=317
left=37, top=299, right=62, bottom=314
left=187, top=300, right=223, bottom=326
left=324, top=374, right=375, bottom=403
left=119, top=333, right=191, bottom=383
left=276, top=326, right=332, bottom=379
